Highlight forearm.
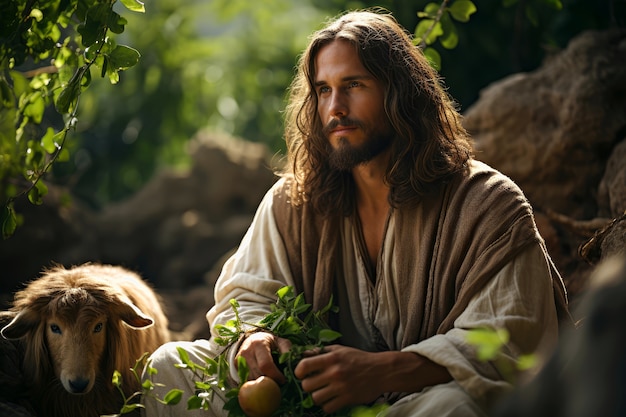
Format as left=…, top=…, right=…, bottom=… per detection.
left=375, top=351, right=452, bottom=394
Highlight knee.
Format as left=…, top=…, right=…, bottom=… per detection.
left=388, top=382, right=487, bottom=417
left=144, top=341, right=186, bottom=379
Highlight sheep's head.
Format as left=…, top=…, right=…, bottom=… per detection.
left=1, top=285, right=154, bottom=395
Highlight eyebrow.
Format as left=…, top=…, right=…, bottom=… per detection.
left=313, top=74, right=375, bottom=87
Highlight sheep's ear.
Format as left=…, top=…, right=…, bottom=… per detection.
left=118, top=298, right=154, bottom=329
left=1, top=309, right=39, bottom=340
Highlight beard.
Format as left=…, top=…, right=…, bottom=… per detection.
left=325, top=118, right=394, bottom=171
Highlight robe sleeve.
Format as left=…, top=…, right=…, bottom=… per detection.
left=401, top=243, right=560, bottom=406
left=206, top=179, right=296, bottom=336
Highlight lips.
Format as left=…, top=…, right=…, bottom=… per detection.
left=330, top=125, right=356, bottom=135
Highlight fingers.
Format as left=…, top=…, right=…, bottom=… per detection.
left=236, top=332, right=289, bottom=384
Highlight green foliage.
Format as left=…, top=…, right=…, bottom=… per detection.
left=65, top=0, right=327, bottom=207
left=101, top=352, right=151, bottom=417
left=466, top=327, right=537, bottom=383
left=0, top=0, right=144, bottom=238
left=414, top=0, right=477, bottom=69
left=131, top=286, right=386, bottom=417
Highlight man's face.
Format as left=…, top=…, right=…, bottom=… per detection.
left=314, top=39, right=394, bottom=171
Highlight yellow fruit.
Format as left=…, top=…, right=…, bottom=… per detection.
left=238, top=375, right=281, bottom=417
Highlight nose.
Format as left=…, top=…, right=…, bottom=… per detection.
left=68, top=377, right=90, bottom=394
left=328, top=91, right=348, bottom=118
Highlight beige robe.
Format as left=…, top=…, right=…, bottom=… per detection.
left=207, top=159, right=571, bottom=406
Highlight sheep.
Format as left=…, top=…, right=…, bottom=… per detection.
left=1, top=263, right=171, bottom=417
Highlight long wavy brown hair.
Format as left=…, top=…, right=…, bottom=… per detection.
left=282, top=9, right=473, bottom=216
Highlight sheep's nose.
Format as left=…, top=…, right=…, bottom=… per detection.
left=68, top=377, right=90, bottom=393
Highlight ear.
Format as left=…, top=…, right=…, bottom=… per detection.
left=1, top=309, right=40, bottom=339
left=117, top=297, right=154, bottom=329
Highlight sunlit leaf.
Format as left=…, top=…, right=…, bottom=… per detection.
left=109, top=45, right=141, bottom=71
left=423, top=47, right=441, bottom=70
left=119, top=0, right=146, bottom=13
left=414, top=19, right=444, bottom=46
left=466, top=328, right=510, bottom=361
left=40, top=127, right=57, bottom=153
left=318, top=329, right=341, bottom=343
left=121, top=403, right=143, bottom=413
left=439, top=15, right=459, bottom=49
left=417, top=2, right=441, bottom=19
left=163, top=389, right=183, bottom=405
left=448, top=0, right=477, bottom=22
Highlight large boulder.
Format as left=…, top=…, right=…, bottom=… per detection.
left=464, top=29, right=626, bottom=299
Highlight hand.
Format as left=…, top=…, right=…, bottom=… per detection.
left=294, top=345, right=384, bottom=414
left=236, top=331, right=292, bottom=384
left=294, top=345, right=452, bottom=414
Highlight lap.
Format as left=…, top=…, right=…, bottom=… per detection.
left=143, top=343, right=486, bottom=417
left=386, top=381, right=488, bottom=417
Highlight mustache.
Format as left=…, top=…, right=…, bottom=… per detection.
left=322, top=117, right=364, bottom=136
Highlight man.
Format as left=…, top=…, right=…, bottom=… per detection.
left=143, top=9, right=571, bottom=417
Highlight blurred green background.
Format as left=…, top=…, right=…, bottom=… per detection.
left=51, top=0, right=620, bottom=208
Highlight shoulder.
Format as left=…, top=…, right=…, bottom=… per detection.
left=451, top=159, right=529, bottom=209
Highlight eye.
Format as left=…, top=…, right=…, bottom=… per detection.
left=94, top=322, right=103, bottom=333
left=317, top=85, right=330, bottom=95
left=50, top=324, right=62, bottom=334
left=348, top=81, right=360, bottom=88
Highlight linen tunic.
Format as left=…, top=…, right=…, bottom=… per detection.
left=206, top=160, right=569, bottom=407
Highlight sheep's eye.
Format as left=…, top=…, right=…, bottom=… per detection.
left=94, top=322, right=103, bottom=333
left=50, top=324, right=62, bottom=334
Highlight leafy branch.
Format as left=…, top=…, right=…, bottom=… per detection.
left=0, top=0, right=145, bottom=238
left=120, top=286, right=387, bottom=417
left=413, top=0, right=563, bottom=69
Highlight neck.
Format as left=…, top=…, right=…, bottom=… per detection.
left=352, top=151, right=390, bottom=212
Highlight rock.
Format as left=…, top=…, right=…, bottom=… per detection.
left=465, top=29, right=626, bottom=220
left=463, top=29, right=626, bottom=300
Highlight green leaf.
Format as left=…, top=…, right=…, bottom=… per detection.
left=28, top=180, right=48, bottom=205
left=237, top=355, right=249, bottom=383
left=121, top=403, right=143, bottom=413
left=163, top=389, right=183, bottom=405
left=1, top=204, right=17, bottom=239
left=187, top=395, right=203, bottom=410
left=318, top=329, right=341, bottom=343
left=55, top=74, right=81, bottom=114
left=176, top=346, right=192, bottom=365
left=517, top=354, right=537, bottom=371
left=423, top=47, right=441, bottom=70
left=107, top=11, right=127, bottom=34
left=0, top=77, right=13, bottom=107
left=439, top=15, right=459, bottom=49
left=466, top=328, right=510, bottom=361
left=502, top=0, right=518, bottom=7
left=119, top=0, right=146, bottom=13
left=57, top=148, right=70, bottom=162
left=525, top=5, right=539, bottom=26
left=448, top=0, right=477, bottom=22
left=276, top=286, right=292, bottom=300
left=414, top=19, right=443, bottom=46
left=41, top=127, right=58, bottom=154
left=417, top=2, right=441, bottom=19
